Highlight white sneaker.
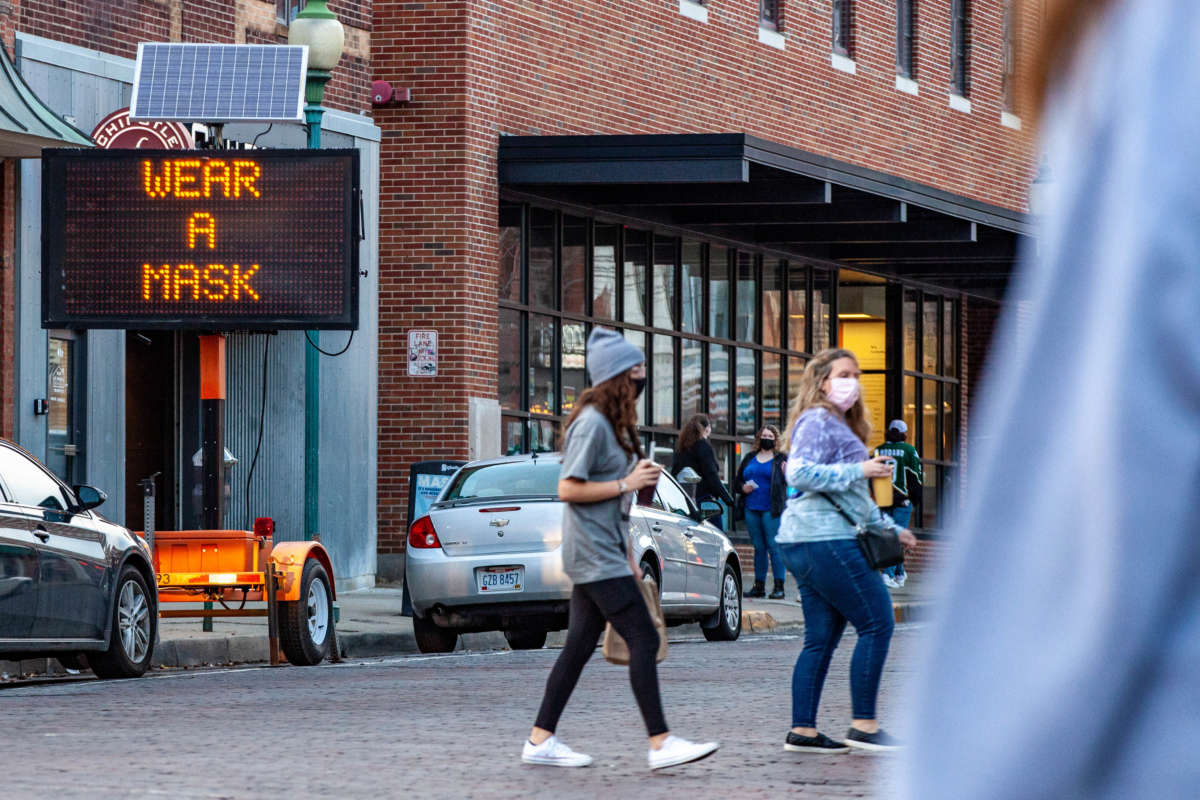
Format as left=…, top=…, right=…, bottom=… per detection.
left=648, top=735, right=720, bottom=770
left=521, top=735, right=593, bottom=767
left=881, top=574, right=900, bottom=589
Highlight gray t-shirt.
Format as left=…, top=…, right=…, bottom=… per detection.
left=558, top=405, right=636, bottom=585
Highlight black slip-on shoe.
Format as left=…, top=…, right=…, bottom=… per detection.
left=844, top=728, right=903, bottom=752
left=783, top=731, right=850, bottom=753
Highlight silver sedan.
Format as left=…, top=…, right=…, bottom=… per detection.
left=404, top=453, right=743, bottom=653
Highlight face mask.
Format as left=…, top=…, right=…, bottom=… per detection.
left=759, top=439, right=776, bottom=451
left=632, top=377, right=647, bottom=398
left=825, top=377, right=860, bottom=412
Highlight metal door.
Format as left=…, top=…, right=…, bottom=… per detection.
left=652, top=472, right=720, bottom=605
left=631, top=508, right=687, bottom=606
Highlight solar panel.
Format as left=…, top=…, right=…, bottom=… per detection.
left=130, top=43, right=308, bottom=124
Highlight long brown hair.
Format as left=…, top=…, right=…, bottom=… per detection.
left=562, top=371, right=645, bottom=458
left=784, top=348, right=871, bottom=446
left=677, top=414, right=710, bottom=455
left=1024, top=0, right=1116, bottom=115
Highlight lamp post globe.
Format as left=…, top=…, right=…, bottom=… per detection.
left=288, top=0, right=345, bottom=72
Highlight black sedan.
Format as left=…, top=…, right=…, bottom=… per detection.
left=0, top=440, right=157, bottom=678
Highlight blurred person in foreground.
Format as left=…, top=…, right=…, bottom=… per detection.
left=900, top=0, right=1200, bottom=797
left=778, top=349, right=916, bottom=754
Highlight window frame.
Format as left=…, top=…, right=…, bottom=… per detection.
left=832, top=0, right=853, bottom=58
left=896, top=0, right=916, bottom=79
left=760, top=0, right=781, bottom=31
left=950, top=0, right=970, bottom=97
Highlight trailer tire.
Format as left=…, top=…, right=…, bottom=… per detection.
left=279, top=559, right=333, bottom=666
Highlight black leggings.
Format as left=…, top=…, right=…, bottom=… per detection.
left=534, top=575, right=668, bottom=737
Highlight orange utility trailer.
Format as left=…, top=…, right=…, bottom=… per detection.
left=148, top=518, right=338, bottom=666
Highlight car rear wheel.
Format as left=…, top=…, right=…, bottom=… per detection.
left=90, top=565, right=155, bottom=679
left=279, top=559, right=334, bottom=666
left=503, top=628, right=547, bottom=650
left=702, top=562, right=742, bottom=642
left=413, top=614, right=458, bottom=653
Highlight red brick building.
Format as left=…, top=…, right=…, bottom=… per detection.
left=372, top=0, right=1038, bottom=578
left=0, top=1, right=381, bottom=587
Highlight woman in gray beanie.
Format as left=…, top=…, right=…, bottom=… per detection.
left=523, top=327, right=720, bottom=771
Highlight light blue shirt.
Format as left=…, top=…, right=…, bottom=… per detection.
left=777, top=407, right=896, bottom=544
left=900, top=2, right=1200, bottom=798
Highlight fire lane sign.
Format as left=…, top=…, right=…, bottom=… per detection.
left=41, top=148, right=360, bottom=330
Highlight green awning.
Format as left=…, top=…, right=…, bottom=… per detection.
left=0, top=43, right=92, bottom=157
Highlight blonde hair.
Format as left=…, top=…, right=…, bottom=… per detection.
left=784, top=348, right=872, bottom=446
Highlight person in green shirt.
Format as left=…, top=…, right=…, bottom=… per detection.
left=872, top=420, right=922, bottom=588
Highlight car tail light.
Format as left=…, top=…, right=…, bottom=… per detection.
left=408, top=516, right=442, bottom=549
left=254, top=517, right=275, bottom=539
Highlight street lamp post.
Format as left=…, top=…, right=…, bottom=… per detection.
left=289, top=1, right=344, bottom=542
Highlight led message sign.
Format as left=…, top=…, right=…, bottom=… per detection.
left=42, top=148, right=360, bottom=330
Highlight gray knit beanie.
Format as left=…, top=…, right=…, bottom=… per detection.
left=586, top=327, right=645, bottom=386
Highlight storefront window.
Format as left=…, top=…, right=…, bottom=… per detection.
left=653, top=335, right=676, bottom=427
left=736, top=347, right=757, bottom=436
left=710, top=246, right=730, bottom=339
left=529, top=207, right=555, bottom=309
left=922, top=379, right=938, bottom=462
left=787, top=262, right=807, bottom=352
left=529, top=418, right=557, bottom=453
left=762, top=351, right=782, bottom=428
left=736, top=252, right=757, bottom=343
left=904, top=375, right=918, bottom=438
left=623, top=229, right=649, bottom=325
left=651, top=433, right=677, bottom=470
left=813, top=268, right=833, bottom=350
left=653, top=237, right=677, bottom=330
left=502, top=416, right=524, bottom=455
left=763, top=258, right=783, bottom=349
left=561, top=322, right=586, bottom=416
left=528, top=314, right=555, bottom=415
left=787, top=356, right=806, bottom=422
left=903, top=289, right=918, bottom=372
left=681, top=338, right=703, bottom=421
left=593, top=224, right=618, bottom=319
left=562, top=216, right=587, bottom=314
left=624, top=329, right=648, bottom=423
left=923, top=299, right=939, bottom=374
left=681, top=241, right=703, bottom=334
left=708, top=343, right=730, bottom=433
left=498, top=204, right=522, bottom=303
left=943, top=381, right=958, bottom=462
left=498, top=308, right=522, bottom=409
left=943, top=298, right=956, bottom=377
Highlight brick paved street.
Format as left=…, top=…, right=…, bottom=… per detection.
left=0, top=626, right=919, bottom=799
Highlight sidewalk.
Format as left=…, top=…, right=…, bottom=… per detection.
left=1, top=573, right=937, bottom=679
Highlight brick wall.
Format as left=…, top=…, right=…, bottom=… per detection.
left=371, top=1, right=1038, bottom=554
left=14, top=0, right=370, bottom=113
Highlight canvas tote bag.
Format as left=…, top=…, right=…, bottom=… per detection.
left=602, top=576, right=668, bottom=665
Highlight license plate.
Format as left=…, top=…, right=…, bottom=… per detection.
left=476, top=566, right=523, bottom=593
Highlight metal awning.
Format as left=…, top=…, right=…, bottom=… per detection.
left=499, top=133, right=1032, bottom=299
left=0, top=42, right=93, bottom=157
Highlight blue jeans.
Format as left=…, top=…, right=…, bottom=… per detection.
left=882, top=505, right=912, bottom=581
left=744, top=508, right=784, bottom=583
left=780, top=539, right=895, bottom=726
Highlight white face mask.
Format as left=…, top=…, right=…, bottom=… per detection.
left=825, top=377, right=860, bottom=412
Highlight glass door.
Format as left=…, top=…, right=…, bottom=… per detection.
left=46, top=331, right=82, bottom=483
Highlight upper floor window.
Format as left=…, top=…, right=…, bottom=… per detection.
left=897, top=0, right=916, bottom=79
left=833, top=0, right=852, bottom=56
left=950, top=0, right=970, bottom=96
left=761, top=0, right=781, bottom=30
left=278, top=0, right=305, bottom=24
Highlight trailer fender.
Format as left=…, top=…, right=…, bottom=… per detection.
left=270, top=542, right=336, bottom=602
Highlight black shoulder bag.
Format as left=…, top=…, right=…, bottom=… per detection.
left=817, top=492, right=905, bottom=570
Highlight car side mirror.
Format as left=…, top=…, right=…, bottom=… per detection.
left=695, top=499, right=722, bottom=521
left=71, top=485, right=107, bottom=512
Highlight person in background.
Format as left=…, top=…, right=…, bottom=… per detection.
left=901, top=0, right=1200, bottom=797
left=777, top=349, right=917, bottom=754
left=735, top=425, right=788, bottom=599
left=673, top=414, right=736, bottom=529
left=523, top=327, right=718, bottom=771
left=872, top=420, right=922, bottom=589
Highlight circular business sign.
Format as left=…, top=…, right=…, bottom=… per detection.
left=90, top=108, right=194, bottom=150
